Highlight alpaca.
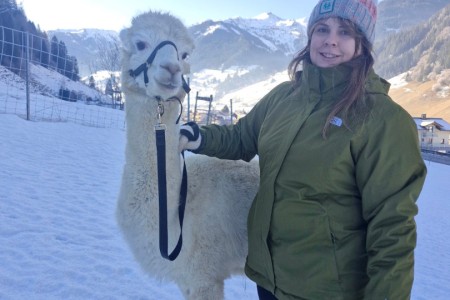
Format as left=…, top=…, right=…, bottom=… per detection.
left=116, top=11, right=260, bottom=300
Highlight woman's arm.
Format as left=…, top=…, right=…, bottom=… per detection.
left=196, top=82, right=294, bottom=161
left=354, top=106, right=427, bottom=299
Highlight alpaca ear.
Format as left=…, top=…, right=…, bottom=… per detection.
left=181, top=60, right=191, bottom=75
left=119, top=29, right=131, bottom=52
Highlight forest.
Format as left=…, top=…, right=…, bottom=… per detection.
left=0, top=0, right=79, bottom=81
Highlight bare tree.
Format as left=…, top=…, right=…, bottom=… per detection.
left=89, top=34, right=121, bottom=74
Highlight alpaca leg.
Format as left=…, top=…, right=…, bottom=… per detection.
left=179, top=280, right=225, bottom=300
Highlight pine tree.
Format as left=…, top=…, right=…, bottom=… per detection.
left=1, top=0, right=81, bottom=80
left=89, top=75, right=96, bottom=89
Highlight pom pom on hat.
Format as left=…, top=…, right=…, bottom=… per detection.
left=307, top=0, right=378, bottom=44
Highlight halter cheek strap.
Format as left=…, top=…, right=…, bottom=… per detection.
left=128, top=40, right=190, bottom=94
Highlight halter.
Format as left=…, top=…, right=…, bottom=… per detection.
left=128, top=40, right=191, bottom=94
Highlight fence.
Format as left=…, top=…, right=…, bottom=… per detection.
left=421, top=149, right=450, bottom=165
left=0, top=25, right=126, bottom=130
left=0, top=25, right=238, bottom=130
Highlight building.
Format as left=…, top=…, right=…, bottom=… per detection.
left=413, top=114, right=450, bottom=151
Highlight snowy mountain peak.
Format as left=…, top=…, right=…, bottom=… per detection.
left=50, top=28, right=118, bottom=41
left=219, top=12, right=307, bottom=57
left=228, top=12, right=302, bottom=29
left=252, top=12, right=282, bottom=21
left=295, top=17, right=309, bottom=28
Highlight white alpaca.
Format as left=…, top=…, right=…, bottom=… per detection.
left=116, top=11, right=259, bottom=300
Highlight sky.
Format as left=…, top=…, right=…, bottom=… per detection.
left=19, top=0, right=317, bottom=32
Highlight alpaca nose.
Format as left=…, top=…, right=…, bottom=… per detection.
left=161, top=62, right=181, bottom=76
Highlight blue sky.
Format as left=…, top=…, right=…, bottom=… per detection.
left=19, top=0, right=317, bottom=31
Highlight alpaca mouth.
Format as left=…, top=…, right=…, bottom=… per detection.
left=155, top=79, right=180, bottom=91
left=160, top=83, right=179, bottom=90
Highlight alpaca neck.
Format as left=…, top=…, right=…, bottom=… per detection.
left=125, top=91, right=184, bottom=213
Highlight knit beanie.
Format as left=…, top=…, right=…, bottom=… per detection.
left=307, top=0, right=378, bottom=44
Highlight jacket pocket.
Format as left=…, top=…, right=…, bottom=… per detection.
left=269, top=198, right=343, bottom=297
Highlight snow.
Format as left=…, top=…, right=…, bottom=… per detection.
left=295, top=17, right=309, bottom=28
left=0, top=111, right=449, bottom=299
left=0, top=114, right=257, bottom=300
left=388, top=72, right=409, bottom=89
left=203, top=24, right=228, bottom=36
left=414, top=118, right=450, bottom=131
left=189, top=66, right=258, bottom=107
left=1, top=47, right=450, bottom=298
left=227, top=14, right=307, bottom=56
left=215, top=70, right=289, bottom=112
left=253, top=12, right=277, bottom=21
left=0, top=64, right=125, bottom=130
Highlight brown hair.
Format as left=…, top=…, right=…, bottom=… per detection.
left=288, top=17, right=375, bottom=138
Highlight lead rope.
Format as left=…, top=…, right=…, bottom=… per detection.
left=155, top=99, right=188, bottom=261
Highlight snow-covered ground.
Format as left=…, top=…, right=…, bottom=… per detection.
left=0, top=113, right=449, bottom=299
left=0, top=65, right=125, bottom=130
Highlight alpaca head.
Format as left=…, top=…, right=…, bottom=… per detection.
left=120, top=11, right=195, bottom=101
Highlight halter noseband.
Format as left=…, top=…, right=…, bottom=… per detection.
left=128, top=40, right=191, bottom=94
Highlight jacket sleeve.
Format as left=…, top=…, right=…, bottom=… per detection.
left=353, top=104, right=427, bottom=299
left=195, top=82, right=292, bottom=161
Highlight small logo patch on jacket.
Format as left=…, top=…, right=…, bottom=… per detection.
left=330, top=116, right=342, bottom=127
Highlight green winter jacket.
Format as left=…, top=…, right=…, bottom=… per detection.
left=196, top=62, right=427, bottom=299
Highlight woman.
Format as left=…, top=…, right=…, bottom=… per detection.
left=180, top=0, right=427, bottom=299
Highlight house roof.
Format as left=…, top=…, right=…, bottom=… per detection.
left=413, top=117, right=450, bottom=131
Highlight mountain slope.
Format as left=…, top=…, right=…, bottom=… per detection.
left=42, top=4, right=450, bottom=123
left=388, top=72, right=450, bottom=122
left=376, top=0, right=449, bottom=40
left=374, top=4, right=450, bottom=80
left=188, top=13, right=306, bottom=73
left=48, top=29, right=119, bottom=76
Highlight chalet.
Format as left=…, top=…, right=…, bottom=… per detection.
left=413, top=114, right=450, bottom=150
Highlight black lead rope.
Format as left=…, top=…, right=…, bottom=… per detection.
left=155, top=101, right=188, bottom=261
left=155, top=128, right=188, bottom=260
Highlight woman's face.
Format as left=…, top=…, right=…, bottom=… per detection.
left=310, top=17, right=359, bottom=68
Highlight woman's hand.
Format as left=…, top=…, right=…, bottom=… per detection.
left=179, top=122, right=201, bottom=152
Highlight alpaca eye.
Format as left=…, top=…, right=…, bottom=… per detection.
left=136, top=41, right=147, bottom=51
left=181, top=53, right=190, bottom=61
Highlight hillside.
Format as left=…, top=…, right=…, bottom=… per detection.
left=374, top=3, right=450, bottom=80
left=389, top=72, right=450, bottom=122
left=188, top=13, right=306, bottom=72
left=376, top=0, right=449, bottom=40
left=48, top=29, right=120, bottom=76
left=2, top=0, right=449, bottom=124
left=375, top=2, right=450, bottom=122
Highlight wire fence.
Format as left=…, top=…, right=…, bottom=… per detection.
left=0, top=25, right=126, bottom=130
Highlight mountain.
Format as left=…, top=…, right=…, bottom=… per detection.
left=374, top=1, right=450, bottom=122
left=388, top=72, right=450, bottom=122
left=188, top=13, right=307, bottom=72
left=374, top=4, right=450, bottom=80
left=48, top=29, right=119, bottom=76
left=50, top=13, right=307, bottom=97
left=376, top=0, right=449, bottom=40
left=187, top=13, right=306, bottom=98
left=39, top=4, right=449, bottom=122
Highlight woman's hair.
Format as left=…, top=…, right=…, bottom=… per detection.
left=288, top=17, right=375, bottom=138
